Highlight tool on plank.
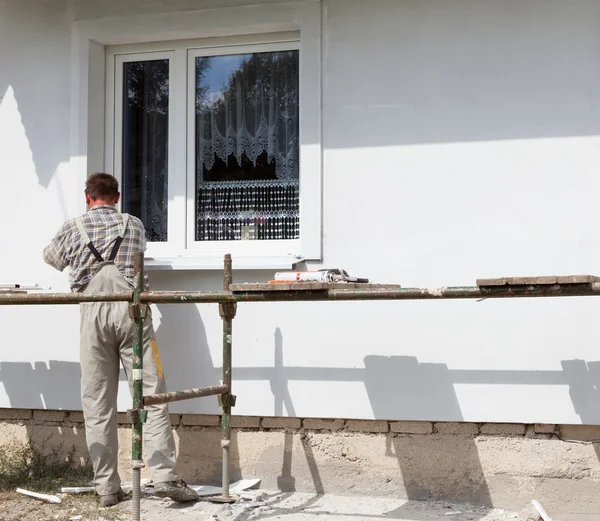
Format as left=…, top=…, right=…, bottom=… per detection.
left=0, top=283, right=50, bottom=293
left=269, top=269, right=368, bottom=284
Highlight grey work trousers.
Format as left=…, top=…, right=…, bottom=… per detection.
left=79, top=263, right=178, bottom=495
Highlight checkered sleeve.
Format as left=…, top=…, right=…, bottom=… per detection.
left=43, top=221, right=72, bottom=272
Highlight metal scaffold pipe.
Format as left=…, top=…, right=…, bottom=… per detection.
left=3, top=285, right=600, bottom=306
left=0, top=291, right=132, bottom=305
left=130, top=253, right=146, bottom=521
left=143, top=384, right=228, bottom=406
left=139, top=283, right=600, bottom=304
left=217, top=253, right=236, bottom=502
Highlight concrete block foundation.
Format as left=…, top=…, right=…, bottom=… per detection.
left=1, top=410, right=600, bottom=521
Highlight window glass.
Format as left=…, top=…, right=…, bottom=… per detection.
left=122, top=59, right=169, bottom=242
left=194, top=51, right=299, bottom=241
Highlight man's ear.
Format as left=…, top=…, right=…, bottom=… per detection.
left=114, top=192, right=121, bottom=206
left=85, top=192, right=91, bottom=206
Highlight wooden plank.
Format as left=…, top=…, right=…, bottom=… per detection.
left=556, top=275, right=600, bottom=284
left=505, top=276, right=557, bottom=285
left=229, top=283, right=401, bottom=292
left=478, top=275, right=600, bottom=287
left=476, top=278, right=506, bottom=286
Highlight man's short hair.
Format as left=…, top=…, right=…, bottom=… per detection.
left=85, top=173, right=120, bottom=200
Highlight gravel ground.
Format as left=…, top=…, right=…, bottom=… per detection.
left=0, top=489, right=532, bottom=521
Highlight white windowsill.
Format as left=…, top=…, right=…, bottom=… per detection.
left=144, top=255, right=305, bottom=271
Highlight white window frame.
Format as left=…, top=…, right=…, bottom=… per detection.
left=105, top=34, right=312, bottom=263
left=72, top=1, right=323, bottom=267
left=109, top=51, right=176, bottom=253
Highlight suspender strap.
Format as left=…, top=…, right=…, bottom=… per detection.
left=76, top=217, right=104, bottom=263
left=108, top=214, right=129, bottom=262
left=76, top=214, right=130, bottom=263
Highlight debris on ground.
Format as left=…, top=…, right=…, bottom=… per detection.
left=15, top=488, right=62, bottom=503
left=531, top=500, right=553, bottom=521
left=61, top=487, right=95, bottom=494
left=240, top=500, right=266, bottom=509
left=188, top=478, right=261, bottom=498
left=3, top=485, right=530, bottom=521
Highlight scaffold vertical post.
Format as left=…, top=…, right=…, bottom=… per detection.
left=130, top=252, right=147, bottom=521
left=218, top=254, right=236, bottom=501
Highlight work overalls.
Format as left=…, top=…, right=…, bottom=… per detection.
left=76, top=214, right=178, bottom=496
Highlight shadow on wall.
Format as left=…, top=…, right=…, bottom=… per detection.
left=153, top=302, right=220, bottom=415
left=0, top=361, right=83, bottom=410
left=0, top=1, right=71, bottom=189
left=252, top=330, right=493, bottom=516
left=234, top=331, right=600, bottom=507
left=323, top=0, right=600, bottom=150
left=3, top=328, right=600, bottom=506
left=3, top=0, right=600, bottom=185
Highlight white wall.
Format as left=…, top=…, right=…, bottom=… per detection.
left=2, top=0, right=600, bottom=424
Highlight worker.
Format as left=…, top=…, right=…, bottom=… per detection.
left=43, top=173, right=198, bottom=507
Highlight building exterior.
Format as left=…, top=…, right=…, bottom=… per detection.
left=2, top=0, right=600, bottom=516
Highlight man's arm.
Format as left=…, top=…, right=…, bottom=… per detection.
left=43, top=223, right=71, bottom=272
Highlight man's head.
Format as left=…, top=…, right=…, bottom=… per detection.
left=85, top=173, right=120, bottom=209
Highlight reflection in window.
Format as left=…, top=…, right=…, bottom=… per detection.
left=194, top=51, right=299, bottom=241
left=122, top=59, right=169, bottom=242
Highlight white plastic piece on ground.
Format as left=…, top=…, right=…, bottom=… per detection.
left=445, top=512, right=462, bottom=517
left=239, top=490, right=263, bottom=500
left=242, top=500, right=266, bottom=509
left=532, top=500, right=553, bottom=521
left=231, top=479, right=261, bottom=494
left=188, top=485, right=222, bottom=497
left=188, top=478, right=261, bottom=497
left=70, top=516, right=83, bottom=520
left=61, top=486, right=95, bottom=494
left=15, top=488, right=62, bottom=503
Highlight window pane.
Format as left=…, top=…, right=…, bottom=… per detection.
left=122, top=59, right=169, bottom=242
left=194, top=50, right=299, bottom=241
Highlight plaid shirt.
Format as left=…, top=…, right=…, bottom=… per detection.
left=43, top=205, right=150, bottom=292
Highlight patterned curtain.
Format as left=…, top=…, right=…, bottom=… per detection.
left=195, top=51, right=300, bottom=241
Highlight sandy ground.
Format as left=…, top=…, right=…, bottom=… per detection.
left=0, top=490, right=533, bottom=521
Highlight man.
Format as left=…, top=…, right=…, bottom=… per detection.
left=43, top=173, right=198, bottom=507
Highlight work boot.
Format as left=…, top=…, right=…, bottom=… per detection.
left=99, top=488, right=128, bottom=507
left=154, top=479, right=198, bottom=502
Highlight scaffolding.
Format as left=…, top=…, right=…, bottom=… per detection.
left=1, top=254, right=600, bottom=520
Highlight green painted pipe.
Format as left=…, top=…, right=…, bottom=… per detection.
left=131, top=252, right=145, bottom=521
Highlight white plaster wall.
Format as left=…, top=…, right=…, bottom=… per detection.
left=2, top=0, right=600, bottom=424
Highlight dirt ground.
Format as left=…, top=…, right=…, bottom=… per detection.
left=0, top=489, right=533, bottom=521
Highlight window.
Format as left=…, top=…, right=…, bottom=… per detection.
left=108, top=37, right=308, bottom=262
left=121, top=58, right=170, bottom=243
left=192, top=50, right=299, bottom=243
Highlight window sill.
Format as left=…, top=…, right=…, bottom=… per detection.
left=144, top=255, right=305, bottom=271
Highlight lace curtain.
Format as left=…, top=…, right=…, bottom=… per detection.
left=197, top=180, right=300, bottom=241
left=195, top=51, right=300, bottom=241
left=196, top=51, right=299, bottom=181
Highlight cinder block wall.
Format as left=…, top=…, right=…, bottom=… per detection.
left=2, top=409, right=600, bottom=521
